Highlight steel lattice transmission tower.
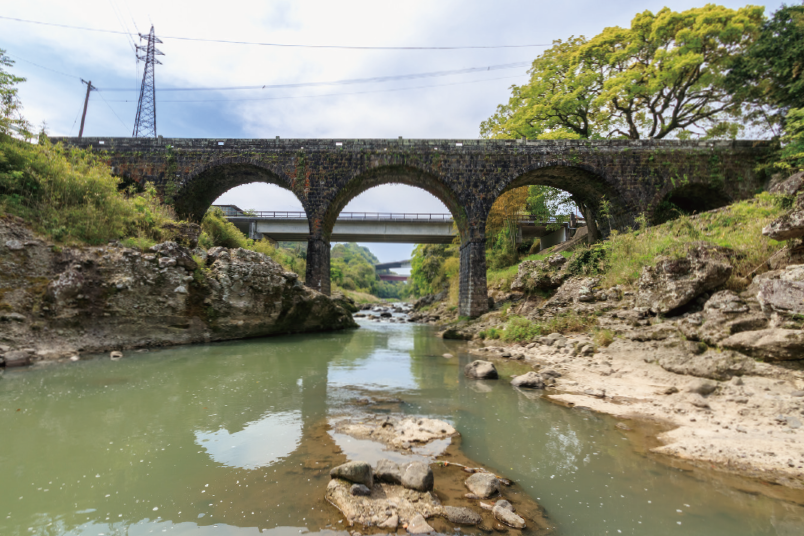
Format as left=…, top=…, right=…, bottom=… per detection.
left=132, top=25, right=163, bottom=138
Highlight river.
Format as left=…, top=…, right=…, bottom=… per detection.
left=1, top=319, right=803, bottom=536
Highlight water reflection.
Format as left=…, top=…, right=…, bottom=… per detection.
left=196, top=411, right=302, bottom=469
left=1, top=321, right=803, bottom=536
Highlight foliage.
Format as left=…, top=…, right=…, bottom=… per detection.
left=598, top=192, right=788, bottom=288
left=498, top=311, right=597, bottom=342
left=526, top=185, right=576, bottom=229
left=593, top=328, right=615, bottom=348
left=199, top=207, right=307, bottom=276
left=725, top=2, right=804, bottom=117
left=0, top=135, right=174, bottom=245
left=410, top=242, right=459, bottom=297
left=0, top=49, right=29, bottom=138
left=482, top=5, right=765, bottom=140
left=330, top=242, right=407, bottom=299
left=774, top=107, right=804, bottom=172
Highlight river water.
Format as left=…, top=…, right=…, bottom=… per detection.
left=2, top=320, right=803, bottom=536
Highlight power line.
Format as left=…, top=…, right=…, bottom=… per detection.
left=98, top=61, right=532, bottom=92
left=6, top=53, right=82, bottom=80
left=106, top=74, right=528, bottom=103
left=95, top=89, right=130, bottom=131
left=0, top=15, right=552, bottom=50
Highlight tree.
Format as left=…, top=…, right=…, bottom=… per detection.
left=482, top=5, right=765, bottom=140
left=0, top=49, right=27, bottom=136
left=726, top=3, right=804, bottom=123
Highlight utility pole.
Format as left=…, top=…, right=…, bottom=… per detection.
left=78, top=79, right=95, bottom=139
left=132, top=25, right=163, bottom=138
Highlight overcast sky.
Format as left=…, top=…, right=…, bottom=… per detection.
left=2, top=0, right=784, bottom=264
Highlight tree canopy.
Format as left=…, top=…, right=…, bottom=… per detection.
left=726, top=2, right=804, bottom=117
left=481, top=4, right=765, bottom=140
left=0, top=49, right=27, bottom=136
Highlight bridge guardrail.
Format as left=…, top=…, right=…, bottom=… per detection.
left=222, top=210, right=585, bottom=224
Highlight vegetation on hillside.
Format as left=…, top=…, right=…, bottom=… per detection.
left=331, top=242, right=407, bottom=299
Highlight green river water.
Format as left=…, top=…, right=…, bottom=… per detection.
left=1, top=319, right=803, bottom=536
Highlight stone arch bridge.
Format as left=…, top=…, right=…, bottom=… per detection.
left=53, top=137, right=770, bottom=318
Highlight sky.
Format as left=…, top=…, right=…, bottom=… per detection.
left=1, top=0, right=785, bottom=265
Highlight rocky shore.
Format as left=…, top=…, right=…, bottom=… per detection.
left=409, top=173, right=804, bottom=492
left=325, top=411, right=551, bottom=534
left=0, top=216, right=356, bottom=366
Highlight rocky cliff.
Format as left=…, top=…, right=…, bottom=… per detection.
left=0, top=216, right=356, bottom=365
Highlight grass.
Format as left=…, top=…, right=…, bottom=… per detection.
left=571, top=192, right=790, bottom=289
left=482, top=311, right=598, bottom=343
left=0, top=135, right=174, bottom=246
left=333, top=286, right=384, bottom=304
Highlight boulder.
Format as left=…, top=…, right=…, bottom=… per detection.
left=636, top=245, right=733, bottom=314
left=331, top=293, right=360, bottom=313
left=394, top=418, right=457, bottom=446
left=407, top=513, right=435, bottom=534
left=441, top=328, right=473, bottom=340
left=3, top=349, right=32, bottom=367
left=401, top=462, right=434, bottom=492
left=444, top=506, right=482, bottom=525
left=330, top=461, right=373, bottom=488
left=720, top=329, right=804, bottom=361
left=492, top=504, right=526, bottom=529
left=657, top=342, right=755, bottom=381
left=510, top=260, right=554, bottom=293
left=377, top=514, right=399, bottom=530
left=510, top=372, right=545, bottom=389
left=464, top=360, right=498, bottom=380
left=763, top=193, right=804, bottom=241
left=465, top=473, right=500, bottom=499
left=374, top=459, right=403, bottom=485
left=687, top=379, right=717, bottom=396
left=768, top=171, right=804, bottom=196
left=756, top=265, right=804, bottom=316
left=149, top=241, right=198, bottom=271
left=547, top=253, right=567, bottom=268
left=546, top=277, right=600, bottom=307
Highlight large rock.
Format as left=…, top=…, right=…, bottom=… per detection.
left=763, top=194, right=804, bottom=241
left=375, top=459, right=403, bottom=484
left=443, top=506, right=482, bottom=525
left=720, top=329, right=804, bottom=361
left=330, top=461, right=373, bottom=488
left=331, top=292, right=359, bottom=313
left=657, top=341, right=756, bottom=380
left=756, top=265, right=804, bottom=316
left=325, top=478, right=442, bottom=528
left=492, top=504, right=526, bottom=529
left=465, top=473, right=500, bottom=498
left=545, top=277, right=600, bottom=307
left=510, top=260, right=563, bottom=292
left=150, top=241, right=198, bottom=271
left=636, top=245, right=733, bottom=314
left=464, top=360, right=498, bottom=379
left=401, top=462, right=434, bottom=492
left=510, top=371, right=546, bottom=389
left=768, top=171, right=804, bottom=196
left=687, top=290, right=769, bottom=345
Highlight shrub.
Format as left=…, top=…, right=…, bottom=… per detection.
left=502, top=316, right=542, bottom=342
left=593, top=328, right=614, bottom=347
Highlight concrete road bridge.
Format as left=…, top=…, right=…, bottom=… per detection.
left=53, top=136, right=770, bottom=317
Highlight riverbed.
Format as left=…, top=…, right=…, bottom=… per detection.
left=1, top=319, right=803, bottom=536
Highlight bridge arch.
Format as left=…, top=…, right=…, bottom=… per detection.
left=651, top=182, right=732, bottom=224
left=493, top=161, right=634, bottom=239
left=320, top=164, right=466, bottom=241
left=173, top=158, right=307, bottom=223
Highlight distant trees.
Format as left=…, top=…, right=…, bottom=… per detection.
left=0, top=49, right=28, bottom=137
left=330, top=242, right=407, bottom=298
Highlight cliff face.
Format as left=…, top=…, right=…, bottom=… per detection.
left=0, top=216, right=356, bottom=363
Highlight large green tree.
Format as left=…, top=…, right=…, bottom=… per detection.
left=0, top=49, right=27, bottom=136
left=482, top=5, right=765, bottom=140
left=726, top=2, right=804, bottom=122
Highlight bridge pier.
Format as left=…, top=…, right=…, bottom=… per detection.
left=305, top=237, right=331, bottom=296
left=458, top=239, right=489, bottom=318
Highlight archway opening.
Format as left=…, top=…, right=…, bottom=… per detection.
left=653, top=184, right=732, bottom=225
left=204, top=180, right=309, bottom=277
left=486, top=184, right=580, bottom=271
left=328, top=181, right=459, bottom=302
